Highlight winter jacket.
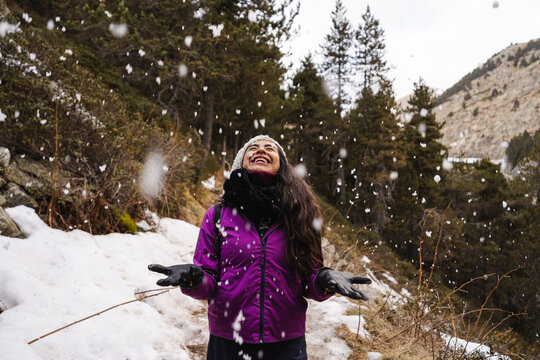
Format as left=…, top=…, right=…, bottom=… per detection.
left=182, top=205, right=331, bottom=343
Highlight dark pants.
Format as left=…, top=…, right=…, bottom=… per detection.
left=207, top=334, right=308, bottom=360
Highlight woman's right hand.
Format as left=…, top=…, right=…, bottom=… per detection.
left=316, top=268, right=371, bottom=300
left=148, top=263, right=203, bottom=288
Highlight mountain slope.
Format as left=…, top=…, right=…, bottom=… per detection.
left=434, top=39, right=540, bottom=160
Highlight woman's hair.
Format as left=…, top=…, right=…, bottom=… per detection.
left=276, top=149, right=324, bottom=280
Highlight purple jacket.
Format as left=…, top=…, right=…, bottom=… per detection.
left=182, top=205, right=330, bottom=343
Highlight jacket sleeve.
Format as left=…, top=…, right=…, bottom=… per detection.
left=181, top=206, right=219, bottom=300
left=303, top=268, right=332, bottom=302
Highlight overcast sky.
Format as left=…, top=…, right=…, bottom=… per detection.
left=282, top=0, right=540, bottom=99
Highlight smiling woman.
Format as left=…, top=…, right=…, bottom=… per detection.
left=242, top=140, right=281, bottom=174
left=149, top=135, right=371, bottom=360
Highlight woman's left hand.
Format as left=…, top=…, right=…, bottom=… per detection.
left=316, top=268, right=371, bottom=300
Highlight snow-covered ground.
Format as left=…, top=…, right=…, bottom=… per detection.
left=0, top=205, right=509, bottom=359
left=0, top=206, right=361, bottom=360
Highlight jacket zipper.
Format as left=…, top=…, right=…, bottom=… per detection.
left=258, top=225, right=278, bottom=343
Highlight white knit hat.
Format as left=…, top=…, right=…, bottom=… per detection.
left=231, top=135, right=286, bottom=171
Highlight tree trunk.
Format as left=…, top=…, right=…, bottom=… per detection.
left=200, top=86, right=216, bottom=172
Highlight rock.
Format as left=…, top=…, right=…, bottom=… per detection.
left=13, top=155, right=51, bottom=179
left=5, top=164, right=41, bottom=188
left=0, top=176, right=6, bottom=189
left=0, top=194, right=5, bottom=206
left=0, top=147, right=10, bottom=167
left=3, top=183, right=38, bottom=209
left=0, top=206, right=22, bottom=238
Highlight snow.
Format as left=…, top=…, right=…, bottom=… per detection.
left=441, top=334, right=510, bottom=359
left=367, top=352, right=383, bottom=360
left=0, top=21, right=19, bottom=37
left=0, top=206, right=205, bottom=360
left=178, top=63, right=188, bottom=77
left=109, top=23, right=128, bottom=38
left=201, top=176, right=215, bottom=190
left=0, top=206, right=373, bottom=359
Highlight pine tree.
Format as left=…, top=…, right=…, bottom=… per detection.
left=320, top=0, right=353, bottom=111
left=284, top=55, right=338, bottom=198
left=348, top=81, right=405, bottom=233
left=403, top=79, right=447, bottom=207
left=385, top=79, right=447, bottom=259
left=320, top=0, right=353, bottom=206
left=354, top=5, right=388, bottom=89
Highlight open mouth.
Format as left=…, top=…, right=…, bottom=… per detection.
left=251, top=156, right=270, bottom=164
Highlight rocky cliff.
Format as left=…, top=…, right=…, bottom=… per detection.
left=433, top=39, right=540, bottom=160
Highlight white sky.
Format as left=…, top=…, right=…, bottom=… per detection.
left=282, top=0, right=540, bottom=99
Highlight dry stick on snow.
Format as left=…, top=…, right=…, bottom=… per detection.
left=134, top=287, right=176, bottom=295
left=27, top=289, right=170, bottom=345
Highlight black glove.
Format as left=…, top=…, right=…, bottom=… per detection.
left=148, top=263, right=204, bottom=288
left=316, top=267, right=371, bottom=300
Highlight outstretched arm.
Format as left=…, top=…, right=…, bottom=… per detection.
left=316, top=267, right=372, bottom=301
left=148, top=206, right=220, bottom=300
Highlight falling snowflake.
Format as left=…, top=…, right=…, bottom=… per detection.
left=418, top=123, right=426, bottom=137
left=184, top=35, right=193, bottom=47
left=178, top=64, right=188, bottom=77
left=419, top=108, right=428, bottom=117
left=389, top=171, right=398, bottom=180
left=0, top=109, right=6, bottom=122
left=47, top=19, right=54, bottom=30
left=125, top=64, right=133, bottom=74
left=109, top=23, right=128, bottom=38
left=99, top=164, right=107, bottom=172
left=294, top=163, right=307, bottom=178
left=404, top=113, right=413, bottom=123
left=442, top=159, right=453, bottom=171
left=209, top=23, right=224, bottom=37
left=248, top=10, right=257, bottom=22
left=339, top=148, right=347, bottom=158
left=434, top=175, right=441, bottom=183
left=312, top=217, right=323, bottom=232
left=22, top=13, right=32, bottom=23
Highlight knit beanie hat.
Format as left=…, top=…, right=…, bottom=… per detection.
left=231, top=135, right=286, bottom=171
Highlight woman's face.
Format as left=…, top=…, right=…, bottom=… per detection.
left=242, top=140, right=280, bottom=174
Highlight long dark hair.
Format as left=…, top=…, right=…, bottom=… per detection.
left=277, top=150, right=325, bottom=280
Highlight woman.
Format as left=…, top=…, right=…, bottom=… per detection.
left=149, top=135, right=371, bottom=360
